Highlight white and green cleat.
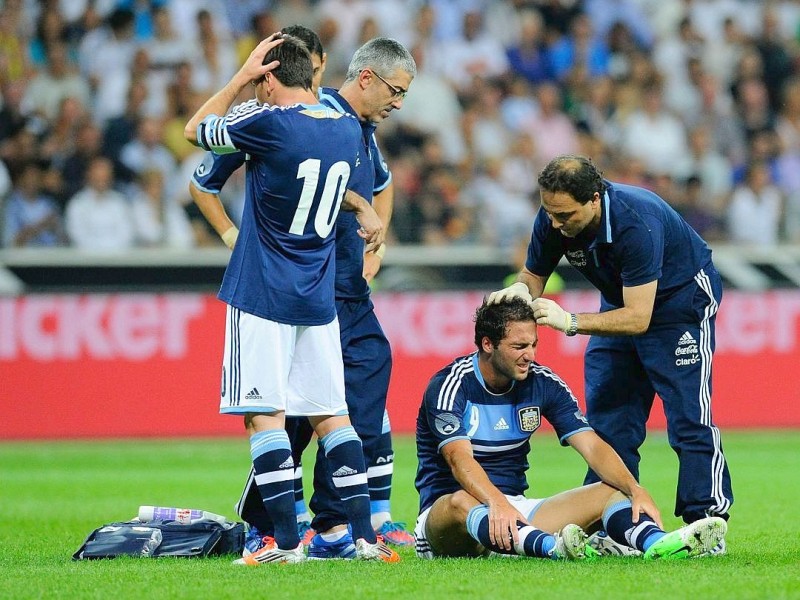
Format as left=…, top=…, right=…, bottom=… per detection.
left=551, top=524, right=599, bottom=560
left=643, top=517, right=727, bottom=560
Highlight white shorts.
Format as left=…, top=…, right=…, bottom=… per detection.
left=219, top=305, right=347, bottom=417
left=414, top=494, right=544, bottom=559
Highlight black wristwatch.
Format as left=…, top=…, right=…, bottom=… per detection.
left=565, top=313, right=578, bottom=336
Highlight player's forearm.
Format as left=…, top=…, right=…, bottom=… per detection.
left=568, top=307, right=650, bottom=336
left=189, top=183, right=236, bottom=238
left=373, top=182, right=394, bottom=231
left=580, top=436, right=641, bottom=496
left=449, top=455, right=507, bottom=508
left=518, top=268, right=547, bottom=299
left=184, top=75, right=250, bottom=145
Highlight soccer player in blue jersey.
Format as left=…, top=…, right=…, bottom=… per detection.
left=190, top=31, right=417, bottom=557
left=184, top=33, right=398, bottom=564
left=489, top=155, right=733, bottom=554
left=414, top=298, right=727, bottom=560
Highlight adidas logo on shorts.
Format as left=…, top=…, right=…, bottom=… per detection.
left=245, top=387, right=262, bottom=400
left=678, top=332, right=696, bottom=345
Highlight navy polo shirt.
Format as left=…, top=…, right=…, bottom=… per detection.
left=526, top=181, right=713, bottom=314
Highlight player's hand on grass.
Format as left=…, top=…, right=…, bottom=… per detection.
left=487, top=281, right=533, bottom=305
left=629, top=484, right=663, bottom=529
left=531, top=297, right=570, bottom=333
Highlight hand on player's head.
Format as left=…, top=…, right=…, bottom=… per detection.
left=242, top=32, right=284, bottom=84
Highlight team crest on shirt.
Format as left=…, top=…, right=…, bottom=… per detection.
left=518, top=406, right=541, bottom=432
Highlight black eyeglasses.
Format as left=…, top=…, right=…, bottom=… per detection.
left=361, top=68, right=407, bottom=99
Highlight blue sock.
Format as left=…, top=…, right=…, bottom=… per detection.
left=368, top=411, right=394, bottom=510
left=321, top=426, right=375, bottom=544
left=250, top=429, right=299, bottom=550
left=603, top=500, right=665, bottom=552
left=465, top=505, right=554, bottom=558
left=292, top=463, right=309, bottom=520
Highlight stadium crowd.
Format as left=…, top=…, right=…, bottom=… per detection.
left=2, top=0, right=800, bottom=253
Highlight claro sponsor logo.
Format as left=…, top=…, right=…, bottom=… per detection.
left=0, top=295, right=206, bottom=360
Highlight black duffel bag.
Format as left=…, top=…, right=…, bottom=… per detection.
left=73, top=519, right=245, bottom=560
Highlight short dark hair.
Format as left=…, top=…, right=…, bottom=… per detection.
left=474, top=298, right=535, bottom=350
left=537, top=155, right=606, bottom=204
left=263, top=34, right=313, bottom=91
left=281, top=25, right=324, bottom=59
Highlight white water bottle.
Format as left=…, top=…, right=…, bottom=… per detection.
left=138, top=505, right=228, bottom=525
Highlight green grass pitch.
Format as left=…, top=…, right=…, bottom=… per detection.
left=2, top=430, right=799, bottom=599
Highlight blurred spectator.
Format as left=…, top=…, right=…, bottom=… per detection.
left=60, top=120, right=104, bottom=201
left=102, top=80, right=147, bottom=173
left=191, top=8, right=238, bottom=96
left=620, top=81, right=688, bottom=177
left=119, top=116, right=177, bottom=191
left=548, top=12, right=610, bottom=82
left=0, top=4, right=30, bottom=84
left=675, top=175, right=726, bottom=242
left=673, top=124, right=733, bottom=218
left=465, top=156, right=536, bottom=248
left=390, top=43, right=467, bottom=165
left=64, top=156, right=135, bottom=250
left=3, top=162, right=63, bottom=247
left=0, top=80, right=28, bottom=142
left=505, top=9, right=554, bottom=85
left=584, top=0, right=654, bottom=51
left=727, top=160, right=783, bottom=246
left=522, top=81, right=580, bottom=170
left=461, top=78, right=515, bottom=164
left=20, top=42, right=90, bottom=120
left=436, top=9, right=510, bottom=95
left=39, top=96, right=86, bottom=170
left=80, top=8, right=137, bottom=123
left=130, top=169, right=194, bottom=248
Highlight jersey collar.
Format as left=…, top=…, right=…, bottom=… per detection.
left=319, top=87, right=377, bottom=137
left=588, top=186, right=613, bottom=248
left=471, top=353, right=516, bottom=396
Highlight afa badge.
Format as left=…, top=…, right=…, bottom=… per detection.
left=518, top=406, right=541, bottom=432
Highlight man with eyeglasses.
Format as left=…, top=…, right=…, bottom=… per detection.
left=190, top=33, right=417, bottom=560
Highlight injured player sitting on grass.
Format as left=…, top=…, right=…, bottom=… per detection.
left=413, top=298, right=727, bottom=560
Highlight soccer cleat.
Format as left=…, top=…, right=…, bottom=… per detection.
left=297, top=520, right=316, bottom=546
left=587, top=530, right=642, bottom=557
left=375, top=521, right=415, bottom=546
left=697, top=539, right=727, bottom=558
left=551, top=524, right=596, bottom=560
left=307, top=531, right=357, bottom=559
left=233, top=540, right=305, bottom=565
left=243, top=526, right=274, bottom=557
left=354, top=538, right=401, bottom=562
left=643, top=517, right=727, bottom=560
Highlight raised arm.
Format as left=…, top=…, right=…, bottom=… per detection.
left=184, top=34, right=283, bottom=146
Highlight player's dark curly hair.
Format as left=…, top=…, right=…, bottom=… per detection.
left=474, top=297, right=535, bottom=350
left=262, top=34, right=313, bottom=91
left=281, top=25, right=324, bottom=59
left=537, top=155, right=606, bottom=204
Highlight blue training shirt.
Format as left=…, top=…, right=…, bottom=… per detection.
left=414, top=353, right=592, bottom=513
left=197, top=99, right=363, bottom=325
left=192, top=88, right=392, bottom=303
left=526, top=181, right=714, bottom=317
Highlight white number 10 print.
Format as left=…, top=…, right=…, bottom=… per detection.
left=289, top=158, right=351, bottom=237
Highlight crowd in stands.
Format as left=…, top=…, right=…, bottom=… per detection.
left=2, top=0, right=800, bottom=255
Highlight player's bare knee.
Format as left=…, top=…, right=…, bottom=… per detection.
left=448, top=490, right=481, bottom=520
